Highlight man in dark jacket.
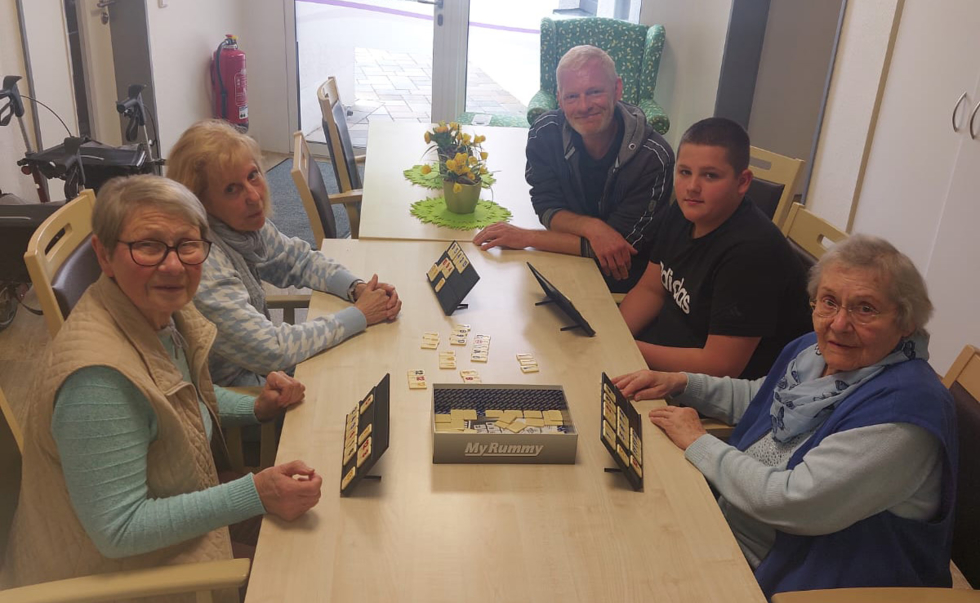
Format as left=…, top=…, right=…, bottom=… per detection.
left=473, top=45, right=674, bottom=292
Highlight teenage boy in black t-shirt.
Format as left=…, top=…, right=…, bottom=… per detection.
left=619, top=118, right=811, bottom=379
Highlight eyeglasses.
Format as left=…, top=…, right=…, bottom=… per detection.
left=809, top=297, right=886, bottom=325
left=118, top=239, right=212, bottom=267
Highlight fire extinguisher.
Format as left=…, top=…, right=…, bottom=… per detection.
left=211, top=34, right=248, bottom=131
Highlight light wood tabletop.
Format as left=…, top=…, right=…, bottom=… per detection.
left=358, top=122, right=542, bottom=241
left=244, top=239, right=765, bottom=603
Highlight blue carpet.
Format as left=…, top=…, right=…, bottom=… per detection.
left=264, top=158, right=362, bottom=245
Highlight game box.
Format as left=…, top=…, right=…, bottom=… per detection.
left=431, top=383, right=578, bottom=464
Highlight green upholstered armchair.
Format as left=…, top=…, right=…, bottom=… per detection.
left=527, top=17, right=670, bottom=135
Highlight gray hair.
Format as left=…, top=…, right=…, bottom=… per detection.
left=93, top=174, right=209, bottom=250
left=807, top=234, right=933, bottom=335
left=556, top=45, right=618, bottom=91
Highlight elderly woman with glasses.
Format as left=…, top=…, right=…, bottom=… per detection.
left=614, top=234, right=957, bottom=599
left=2, top=175, right=321, bottom=599
left=167, top=119, right=401, bottom=387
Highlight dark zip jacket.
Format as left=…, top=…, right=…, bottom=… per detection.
left=525, top=102, right=674, bottom=289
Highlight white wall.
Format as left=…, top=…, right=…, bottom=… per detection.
left=639, top=0, right=733, bottom=148
left=144, top=0, right=242, bottom=159
left=241, top=0, right=294, bottom=155
left=0, top=0, right=38, bottom=200
left=804, top=0, right=900, bottom=230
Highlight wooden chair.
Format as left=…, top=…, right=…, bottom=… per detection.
left=23, top=189, right=100, bottom=337
left=944, top=344, right=980, bottom=589
left=317, top=77, right=365, bottom=194
left=749, top=146, right=805, bottom=228
left=23, top=189, right=277, bottom=474
left=770, top=344, right=980, bottom=602
left=291, top=131, right=361, bottom=242
left=0, top=385, right=250, bottom=603
left=781, top=202, right=848, bottom=268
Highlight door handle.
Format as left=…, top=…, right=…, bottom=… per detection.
left=970, top=100, right=980, bottom=140
left=952, top=92, right=968, bottom=132
left=96, top=0, right=115, bottom=7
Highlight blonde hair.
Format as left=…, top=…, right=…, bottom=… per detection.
left=166, top=119, right=270, bottom=215
left=807, top=234, right=933, bottom=336
left=94, top=174, right=208, bottom=250
left=556, top=45, right=618, bottom=92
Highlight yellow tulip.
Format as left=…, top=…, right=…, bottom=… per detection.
left=462, top=133, right=471, bottom=143
left=453, top=182, right=462, bottom=193
left=420, top=164, right=432, bottom=174
left=468, top=156, right=477, bottom=166
left=480, top=151, right=488, bottom=160
left=435, top=126, right=448, bottom=133
left=424, top=131, right=431, bottom=144
left=439, top=120, right=446, bottom=127
left=450, top=122, right=460, bottom=131
left=445, top=159, right=456, bottom=171
left=475, top=135, right=486, bottom=143
left=480, top=167, right=488, bottom=175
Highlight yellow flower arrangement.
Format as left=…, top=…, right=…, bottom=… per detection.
left=423, top=121, right=489, bottom=191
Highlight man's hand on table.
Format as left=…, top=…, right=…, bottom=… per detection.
left=473, top=222, right=534, bottom=250
left=585, top=221, right=637, bottom=281
left=354, top=274, right=402, bottom=324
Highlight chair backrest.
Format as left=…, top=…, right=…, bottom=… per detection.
left=943, top=344, right=980, bottom=588
left=749, top=146, right=805, bottom=228
left=747, top=178, right=785, bottom=222
left=780, top=202, right=847, bottom=264
left=317, top=77, right=362, bottom=193
left=0, top=385, right=23, bottom=561
left=23, top=189, right=100, bottom=337
left=291, top=131, right=339, bottom=245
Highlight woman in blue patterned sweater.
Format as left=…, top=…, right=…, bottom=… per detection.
left=168, top=119, right=401, bottom=386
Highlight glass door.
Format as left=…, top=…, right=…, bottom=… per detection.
left=294, top=0, right=450, bottom=150
left=293, top=0, right=640, bottom=150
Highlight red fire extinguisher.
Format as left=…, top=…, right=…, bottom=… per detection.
left=211, top=34, right=248, bottom=131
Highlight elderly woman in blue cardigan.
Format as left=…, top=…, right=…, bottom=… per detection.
left=615, top=234, right=957, bottom=599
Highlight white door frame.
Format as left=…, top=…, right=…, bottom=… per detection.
left=431, top=0, right=470, bottom=123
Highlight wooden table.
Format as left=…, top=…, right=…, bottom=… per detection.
left=358, top=122, right=542, bottom=241
left=245, top=240, right=765, bottom=603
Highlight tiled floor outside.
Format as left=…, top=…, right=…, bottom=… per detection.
left=308, top=47, right=527, bottom=148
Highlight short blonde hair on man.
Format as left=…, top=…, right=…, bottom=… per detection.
left=93, top=174, right=209, bottom=251
left=807, top=234, right=933, bottom=336
left=166, top=119, right=270, bottom=215
left=556, top=45, right=619, bottom=91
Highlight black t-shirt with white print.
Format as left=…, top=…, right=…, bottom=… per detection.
left=639, top=198, right=812, bottom=379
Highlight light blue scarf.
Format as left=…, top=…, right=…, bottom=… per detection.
left=208, top=218, right=269, bottom=316
left=769, top=333, right=929, bottom=442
